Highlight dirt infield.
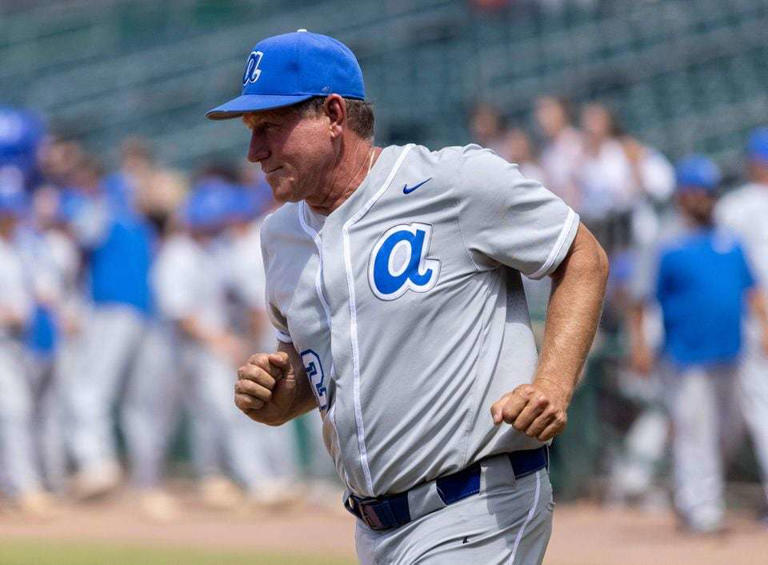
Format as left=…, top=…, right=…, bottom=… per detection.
left=1, top=492, right=767, bottom=564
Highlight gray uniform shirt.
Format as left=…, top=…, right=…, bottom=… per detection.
left=0, top=236, right=32, bottom=339
left=716, top=183, right=768, bottom=344
left=261, top=144, right=579, bottom=497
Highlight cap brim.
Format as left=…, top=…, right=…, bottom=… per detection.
left=205, top=93, right=316, bottom=120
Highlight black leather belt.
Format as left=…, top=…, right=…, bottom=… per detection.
left=344, top=447, right=549, bottom=531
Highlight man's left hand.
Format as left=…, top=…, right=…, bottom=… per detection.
left=490, top=378, right=570, bottom=442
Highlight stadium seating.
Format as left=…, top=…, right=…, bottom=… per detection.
left=1, top=0, right=766, bottom=173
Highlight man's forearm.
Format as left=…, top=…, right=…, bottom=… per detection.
left=534, top=224, right=609, bottom=402
left=749, top=288, right=768, bottom=333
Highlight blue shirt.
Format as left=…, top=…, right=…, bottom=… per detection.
left=655, top=227, right=755, bottom=366
left=88, top=213, right=154, bottom=314
left=25, top=304, right=57, bottom=358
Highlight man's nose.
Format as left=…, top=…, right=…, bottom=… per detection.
left=248, top=131, right=269, bottom=163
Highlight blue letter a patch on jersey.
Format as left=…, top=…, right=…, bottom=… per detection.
left=368, top=223, right=440, bottom=300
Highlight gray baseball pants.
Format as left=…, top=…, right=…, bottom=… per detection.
left=182, top=340, right=298, bottom=490
left=0, top=340, right=42, bottom=497
left=355, top=465, right=553, bottom=565
left=738, top=346, right=768, bottom=504
left=66, top=305, right=175, bottom=486
left=660, top=361, right=741, bottom=528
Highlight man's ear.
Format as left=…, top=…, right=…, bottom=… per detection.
left=324, top=94, right=346, bottom=139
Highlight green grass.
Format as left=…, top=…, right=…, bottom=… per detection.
left=0, top=539, right=356, bottom=565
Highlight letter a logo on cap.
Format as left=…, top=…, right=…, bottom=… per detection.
left=242, top=51, right=264, bottom=86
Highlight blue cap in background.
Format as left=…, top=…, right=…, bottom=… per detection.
left=183, top=180, right=237, bottom=230
left=747, top=127, right=768, bottom=163
left=0, top=187, right=28, bottom=217
left=675, top=155, right=721, bottom=192
left=227, top=186, right=260, bottom=223
left=206, top=30, right=365, bottom=120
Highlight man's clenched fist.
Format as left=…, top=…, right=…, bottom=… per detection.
left=235, top=352, right=296, bottom=426
left=490, top=378, right=570, bottom=442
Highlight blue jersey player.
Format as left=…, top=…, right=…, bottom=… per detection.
left=631, top=156, right=768, bottom=533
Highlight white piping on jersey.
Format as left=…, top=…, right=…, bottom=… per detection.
left=297, top=202, right=338, bottom=384
left=529, top=208, right=578, bottom=279
left=342, top=144, right=414, bottom=495
left=510, top=470, right=542, bottom=563
left=275, top=329, right=292, bottom=343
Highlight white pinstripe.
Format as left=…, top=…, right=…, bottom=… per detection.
left=510, top=470, right=542, bottom=564
left=342, top=144, right=413, bottom=495
left=297, top=201, right=338, bottom=387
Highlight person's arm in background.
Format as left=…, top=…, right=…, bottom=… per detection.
left=177, top=317, right=247, bottom=364
left=736, top=240, right=768, bottom=356
left=235, top=340, right=317, bottom=426
left=492, top=224, right=609, bottom=440
left=748, top=289, right=768, bottom=355
left=626, top=239, right=662, bottom=376
left=628, top=302, right=654, bottom=376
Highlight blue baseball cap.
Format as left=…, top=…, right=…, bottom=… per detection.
left=206, top=30, right=365, bottom=120
left=183, top=180, right=238, bottom=230
left=226, top=186, right=260, bottom=223
left=0, top=187, right=28, bottom=217
left=675, top=155, right=721, bottom=192
left=747, top=127, right=768, bottom=163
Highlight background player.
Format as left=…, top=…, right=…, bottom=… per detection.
left=716, top=128, right=768, bottom=522
left=630, top=155, right=768, bottom=533
left=0, top=189, right=56, bottom=517
left=63, top=155, right=171, bottom=503
left=213, top=30, right=609, bottom=564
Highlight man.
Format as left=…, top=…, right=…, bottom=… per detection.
left=716, top=128, right=768, bottom=523
left=0, top=189, right=56, bottom=517
left=221, top=185, right=304, bottom=506
left=630, top=156, right=768, bottom=533
left=17, top=185, right=82, bottom=496
left=63, top=155, right=167, bottom=502
left=208, top=30, right=608, bottom=564
left=152, top=180, right=247, bottom=511
left=534, top=95, right=582, bottom=209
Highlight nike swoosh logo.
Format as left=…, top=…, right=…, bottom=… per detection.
left=403, top=177, right=432, bottom=194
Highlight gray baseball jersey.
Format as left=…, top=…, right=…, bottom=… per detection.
left=261, top=144, right=579, bottom=497
left=717, top=183, right=768, bottom=321
left=152, top=233, right=229, bottom=333
left=0, top=237, right=33, bottom=338
left=715, top=182, right=768, bottom=508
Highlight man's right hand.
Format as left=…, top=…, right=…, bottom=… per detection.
left=235, top=352, right=297, bottom=426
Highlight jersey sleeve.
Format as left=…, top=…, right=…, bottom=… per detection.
left=233, top=227, right=268, bottom=310
left=714, top=193, right=739, bottom=231
left=260, top=217, right=292, bottom=343
left=735, top=242, right=757, bottom=291
left=454, top=145, right=579, bottom=279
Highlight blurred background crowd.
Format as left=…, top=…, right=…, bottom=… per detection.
left=1, top=0, right=768, bottom=536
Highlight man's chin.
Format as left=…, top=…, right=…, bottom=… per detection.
left=268, top=184, right=300, bottom=204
